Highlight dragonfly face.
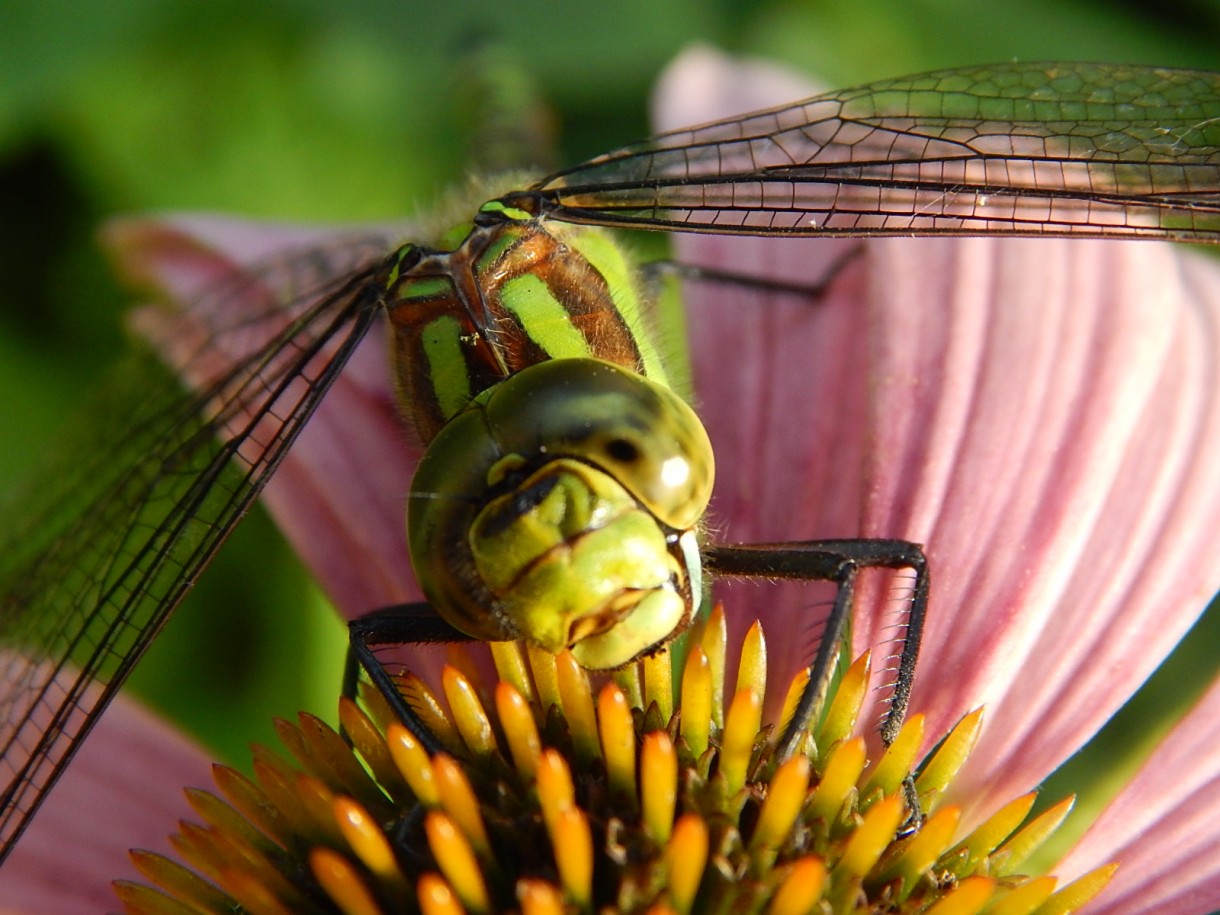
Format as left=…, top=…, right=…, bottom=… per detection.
left=2, top=61, right=1219, bottom=864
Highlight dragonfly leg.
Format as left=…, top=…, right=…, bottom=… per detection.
left=345, top=603, right=475, bottom=755
left=703, top=539, right=928, bottom=761
left=639, top=241, right=864, bottom=301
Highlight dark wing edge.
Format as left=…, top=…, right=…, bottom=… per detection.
left=0, top=240, right=387, bottom=863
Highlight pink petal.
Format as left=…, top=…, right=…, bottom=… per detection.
left=860, top=237, right=1220, bottom=821
left=1056, top=674, right=1220, bottom=915
left=0, top=691, right=211, bottom=913
left=659, top=48, right=1220, bottom=826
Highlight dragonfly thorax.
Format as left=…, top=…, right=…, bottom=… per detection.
left=381, top=204, right=674, bottom=443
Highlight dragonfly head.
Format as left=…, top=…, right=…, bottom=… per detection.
left=407, top=358, right=714, bottom=669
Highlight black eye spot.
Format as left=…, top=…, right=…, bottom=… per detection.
left=605, top=437, right=640, bottom=463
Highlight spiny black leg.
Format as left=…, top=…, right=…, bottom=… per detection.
left=885, top=548, right=929, bottom=745
left=703, top=538, right=928, bottom=761
left=345, top=603, right=476, bottom=756
left=639, top=242, right=864, bottom=301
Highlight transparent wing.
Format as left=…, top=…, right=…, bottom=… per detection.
left=528, top=62, right=1220, bottom=240
left=0, top=233, right=393, bottom=862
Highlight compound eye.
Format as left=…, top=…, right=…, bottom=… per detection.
left=584, top=419, right=708, bottom=530
left=487, top=359, right=715, bottom=531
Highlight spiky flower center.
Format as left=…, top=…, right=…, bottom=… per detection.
left=115, top=608, right=1114, bottom=914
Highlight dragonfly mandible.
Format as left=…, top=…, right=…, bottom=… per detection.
left=1, top=61, right=1219, bottom=865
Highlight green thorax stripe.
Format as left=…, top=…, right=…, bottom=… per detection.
left=383, top=216, right=671, bottom=443
left=419, top=313, right=472, bottom=422
left=474, top=220, right=671, bottom=387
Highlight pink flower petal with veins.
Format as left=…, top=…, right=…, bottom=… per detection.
left=0, top=692, right=211, bottom=913
left=1057, top=674, right=1220, bottom=913
left=863, top=235, right=1220, bottom=819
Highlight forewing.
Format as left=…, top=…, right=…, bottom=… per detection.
left=0, top=233, right=392, bottom=861
left=534, top=62, right=1220, bottom=240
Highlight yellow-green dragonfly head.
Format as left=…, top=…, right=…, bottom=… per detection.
left=407, top=357, right=713, bottom=668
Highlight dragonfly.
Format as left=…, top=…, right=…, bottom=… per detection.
left=2, top=60, right=1219, bottom=866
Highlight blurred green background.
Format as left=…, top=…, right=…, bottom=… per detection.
left=2, top=0, right=1219, bottom=865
